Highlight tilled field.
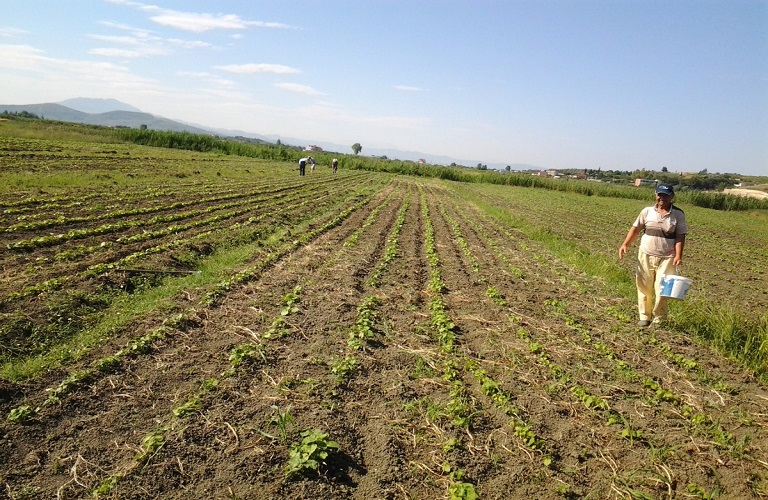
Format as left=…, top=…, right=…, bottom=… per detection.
left=1, top=139, right=767, bottom=498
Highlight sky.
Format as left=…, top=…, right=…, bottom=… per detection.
left=1, top=0, right=767, bottom=176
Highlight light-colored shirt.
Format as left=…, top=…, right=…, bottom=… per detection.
left=633, top=205, right=687, bottom=257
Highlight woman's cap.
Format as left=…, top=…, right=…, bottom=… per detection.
left=656, top=184, right=674, bottom=195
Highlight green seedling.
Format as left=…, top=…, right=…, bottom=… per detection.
left=7, top=405, right=38, bottom=423
left=136, top=426, right=168, bottom=462
left=286, top=429, right=339, bottom=477
left=281, top=285, right=302, bottom=316
left=330, top=356, right=358, bottom=381
left=486, top=286, right=506, bottom=306
left=229, top=342, right=265, bottom=367
left=263, top=317, right=289, bottom=339
left=348, top=296, right=379, bottom=349
left=270, top=404, right=295, bottom=443
left=687, top=483, right=721, bottom=499
left=444, top=466, right=479, bottom=500
left=92, top=355, right=121, bottom=373
left=93, top=474, right=123, bottom=496
left=173, top=396, right=200, bottom=418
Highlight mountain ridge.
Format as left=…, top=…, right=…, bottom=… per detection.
left=0, top=98, right=539, bottom=170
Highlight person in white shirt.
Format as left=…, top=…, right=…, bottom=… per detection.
left=298, top=157, right=308, bottom=176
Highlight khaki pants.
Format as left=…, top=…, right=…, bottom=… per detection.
left=636, top=249, right=677, bottom=323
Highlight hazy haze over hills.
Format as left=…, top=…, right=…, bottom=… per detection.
left=1, top=98, right=535, bottom=170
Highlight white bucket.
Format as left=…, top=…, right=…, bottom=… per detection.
left=660, top=275, right=693, bottom=300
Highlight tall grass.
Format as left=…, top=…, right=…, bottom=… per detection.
left=675, top=301, right=768, bottom=377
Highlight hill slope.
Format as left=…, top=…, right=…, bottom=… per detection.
left=0, top=102, right=213, bottom=135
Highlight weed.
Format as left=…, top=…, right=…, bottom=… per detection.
left=410, top=356, right=437, bottom=379
left=619, top=426, right=645, bottom=444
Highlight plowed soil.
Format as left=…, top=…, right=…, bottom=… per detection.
left=2, top=163, right=767, bottom=498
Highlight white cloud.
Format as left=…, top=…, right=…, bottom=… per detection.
left=274, top=83, right=325, bottom=96
left=0, top=28, right=28, bottom=38
left=0, top=43, right=165, bottom=100
left=89, top=34, right=147, bottom=45
left=107, top=0, right=291, bottom=33
left=394, top=85, right=424, bottom=92
left=215, top=63, right=300, bottom=75
left=167, top=38, right=211, bottom=49
left=88, top=46, right=170, bottom=58
left=87, top=24, right=210, bottom=60
left=177, top=71, right=238, bottom=89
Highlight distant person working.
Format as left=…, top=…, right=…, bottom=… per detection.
left=298, top=156, right=313, bottom=176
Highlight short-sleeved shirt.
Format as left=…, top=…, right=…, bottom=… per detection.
left=633, top=205, right=687, bottom=257
left=299, top=157, right=308, bottom=165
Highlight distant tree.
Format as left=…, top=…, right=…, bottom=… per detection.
left=699, top=168, right=708, bottom=175
left=352, top=143, right=362, bottom=155
left=476, top=163, right=488, bottom=170
left=276, top=139, right=282, bottom=146
left=506, top=165, right=511, bottom=172
left=661, top=166, right=668, bottom=172
left=140, top=124, right=148, bottom=130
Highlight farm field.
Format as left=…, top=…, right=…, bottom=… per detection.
left=2, top=134, right=768, bottom=498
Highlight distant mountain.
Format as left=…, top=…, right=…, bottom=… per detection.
left=1, top=98, right=541, bottom=171
left=58, top=97, right=142, bottom=114
left=0, top=102, right=213, bottom=135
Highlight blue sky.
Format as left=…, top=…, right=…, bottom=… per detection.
left=1, top=0, right=766, bottom=175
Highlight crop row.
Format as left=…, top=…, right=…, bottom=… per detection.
left=431, top=186, right=766, bottom=496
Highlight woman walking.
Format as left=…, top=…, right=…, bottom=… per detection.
left=618, top=184, right=687, bottom=327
